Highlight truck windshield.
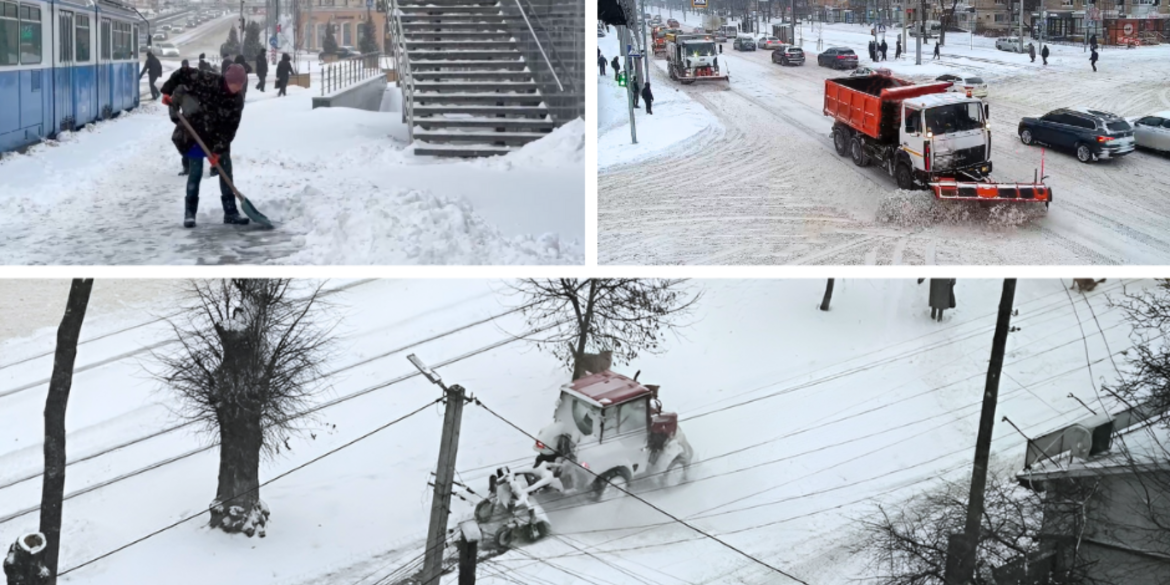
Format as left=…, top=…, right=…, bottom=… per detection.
left=570, top=396, right=599, bottom=436
left=925, top=103, right=983, bottom=134
left=686, top=42, right=716, bottom=56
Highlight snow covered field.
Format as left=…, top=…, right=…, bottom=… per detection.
left=598, top=16, right=1170, bottom=265
left=0, top=79, right=584, bottom=265
left=0, top=278, right=1148, bottom=584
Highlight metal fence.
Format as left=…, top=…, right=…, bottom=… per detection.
left=387, top=0, right=417, bottom=141
left=320, top=53, right=388, bottom=96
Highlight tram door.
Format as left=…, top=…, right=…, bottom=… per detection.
left=98, top=17, right=111, bottom=117
left=57, top=10, right=74, bottom=132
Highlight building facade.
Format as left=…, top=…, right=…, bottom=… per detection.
left=297, top=0, right=388, bottom=52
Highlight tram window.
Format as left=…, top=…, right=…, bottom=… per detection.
left=18, top=4, right=39, bottom=65
left=131, top=24, right=136, bottom=56
left=1, top=2, right=16, bottom=66
left=76, top=14, right=89, bottom=62
left=100, top=18, right=110, bottom=59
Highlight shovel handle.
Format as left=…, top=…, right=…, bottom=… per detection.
left=174, top=111, right=246, bottom=205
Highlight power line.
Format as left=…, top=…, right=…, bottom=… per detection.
left=57, top=399, right=439, bottom=577
left=472, top=398, right=811, bottom=585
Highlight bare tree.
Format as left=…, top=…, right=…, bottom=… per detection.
left=512, top=279, right=700, bottom=380
left=40, top=279, right=93, bottom=585
left=154, top=279, right=336, bottom=537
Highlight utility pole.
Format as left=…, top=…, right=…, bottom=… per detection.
left=620, top=25, right=638, bottom=144
left=950, top=279, right=1017, bottom=585
left=1017, top=0, right=1024, bottom=52
left=410, top=354, right=469, bottom=585
left=915, top=0, right=923, bottom=64
left=457, top=521, right=480, bottom=585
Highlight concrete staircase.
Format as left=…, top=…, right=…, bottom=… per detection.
left=398, top=0, right=555, bottom=157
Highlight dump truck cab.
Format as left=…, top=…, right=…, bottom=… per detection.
left=899, top=92, right=991, bottom=178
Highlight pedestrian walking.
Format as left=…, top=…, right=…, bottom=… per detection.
left=895, top=37, right=902, bottom=59
left=1028, top=42, right=1036, bottom=62
left=1090, top=47, right=1098, bottom=72
left=598, top=52, right=607, bottom=76
left=718, top=43, right=722, bottom=53
left=276, top=52, right=292, bottom=97
left=254, top=50, right=268, bottom=91
left=1090, top=34, right=1098, bottom=51
left=161, top=64, right=251, bottom=228
left=612, top=56, right=621, bottom=82
left=933, top=42, right=941, bottom=60
left=868, top=40, right=876, bottom=61
left=140, top=51, right=163, bottom=100
left=1041, top=44, right=1049, bottom=65
left=880, top=39, right=888, bottom=61
left=631, top=77, right=641, bottom=108
left=642, top=81, right=654, bottom=115
left=920, top=278, right=957, bottom=321
left=234, top=54, right=253, bottom=74
left=198, top=53, right=211, bottom=71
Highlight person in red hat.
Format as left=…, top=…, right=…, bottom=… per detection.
left=161, top=64, right=250, bottom=228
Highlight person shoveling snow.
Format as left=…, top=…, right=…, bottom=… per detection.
left=162, top=64, right=266, bottom=229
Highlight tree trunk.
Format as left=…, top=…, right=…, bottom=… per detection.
left=819, top=279, right=835, bottom=311
left=39, top=278, right=93, bottom=585
left=209, top=404, right=268, bottom=537
left=571, top=281, right=598, bottom=380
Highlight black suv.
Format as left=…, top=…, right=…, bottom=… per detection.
left=817, top=47, right=858, bottom=69
left=732, top=37, right=756, bottom=51
left=1018, top=108, right=1135, bottom=163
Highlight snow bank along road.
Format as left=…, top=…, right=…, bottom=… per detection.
left=598, top=21, right=1170, bottom=265
left=0, top=81, right=584, bottom=265
left=0, top=279, right=1147, bottom=584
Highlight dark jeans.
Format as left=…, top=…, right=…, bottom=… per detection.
left=645, top=100, right=653, bottom=114
left=148, top=78, right=160, bottom=100
left=257, top=76, right=266, bottom=91
left=186, top=153, right=238, bottom=214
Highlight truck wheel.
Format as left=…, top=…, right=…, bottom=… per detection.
left=593, top=468, right=629, bottom=502
left=526, top=521, right=552, bottom=543
left=660, top=457, right=687, bottom=488
left=895, top=163, right=916, bottom=190
left=474, top=499, right=495, bottom=523
left=833, top=128, right=849, bottom=156
left=1076, top=143, right=1094, bottom=164
left=496, top=525, right=516, bottom=548
left=850, top=137, right=870, bottom=167
left=1019, top=129, right=1033, bottom=145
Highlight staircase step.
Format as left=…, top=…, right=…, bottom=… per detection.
left=406, top=40, right=516, bottom=50
left=413, top=70, right=533, bottom=81
left=398, top=0, right=500, bottom=6
left=406, top=50, right=521, bottom=60
left=409, top=59, right=527, bottom=70
left=414, top=130, right=547, bottom=145
left=413, top=104, right=548, bottom=116
left=404, top=32, right=514, bottom=40
left=413, top=117, right=555, bottom=130
left=414, top=81, right=537, bottom=92
left=398, top=6, right=505, bottom=14
left=401, top=20, right=513, bottom=29
left=413, top=92, right=544, bottom=105
left=414, top=142, right=516, bottom=158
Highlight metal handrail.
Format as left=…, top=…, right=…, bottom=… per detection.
left=513, top=0, right=563, bottom=92
left=319, top=52, right=384, bottom=96
left=388, top=0, right=415, bottom=141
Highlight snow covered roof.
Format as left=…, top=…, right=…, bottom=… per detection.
left=905, top=92, right=981, bottom=109
left=1019, top=418, right=1170, bottom=484
left=565, top=371, right=651, bottom=407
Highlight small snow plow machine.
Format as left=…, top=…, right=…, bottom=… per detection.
left=667, top=34, right=728, bottom=84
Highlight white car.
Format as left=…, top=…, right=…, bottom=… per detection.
left=154, top=42, right=180, bottom=58
left=995, top=37, right=1026, bottom=52
left=171, top=26, right=184, bottom=34
left=1131, top=111, right=1170, bottom=153
left=936, top=74, right=988, bottom=98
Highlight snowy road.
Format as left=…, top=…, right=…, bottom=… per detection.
left=598, top=21, right=1170, bottom=265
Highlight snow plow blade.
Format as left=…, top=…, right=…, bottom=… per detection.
left=929, top=180, right=1052, bottom=205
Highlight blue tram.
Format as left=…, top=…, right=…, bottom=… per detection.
left=0, top=0, right=143, bottom=153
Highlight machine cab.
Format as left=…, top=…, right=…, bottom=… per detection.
left=538, top=371, right=654, bottom=457
left=900, top=93, right=991, bottom=174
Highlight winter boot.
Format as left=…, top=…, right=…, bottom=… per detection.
left=184, top=196, right=198, bottom=228
left=222, top=196, right=250, bottom=226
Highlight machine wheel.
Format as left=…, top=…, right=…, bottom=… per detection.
left=496, top=525, right=517, bottom=548
left=526, top=521, right=552, bottom=543
left=681, top=78, right=696, bottom=85
left=1076, top=143, right=1094, bottom=163
left=1019, top=129, right=1033, bottom=145
left=850, top=136, right=870, bottom=167
left=660, top=457, right=687, bottom=489
left=833, top=127, right=849, bottom=156
left=593, top=468, right=630, bottom=502
left=474, top=499, right=494, bottom=523
left=895, top=163, right=916, bottom=190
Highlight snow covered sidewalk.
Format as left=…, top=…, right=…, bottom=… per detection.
left=0, top=84, right=584, bottom=265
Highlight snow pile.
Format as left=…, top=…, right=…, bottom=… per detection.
left=474, top=118, right=585, bottom=171
left=875, top=190, right=1046, bottom=228
left=271, top=186, right=579, bottom=265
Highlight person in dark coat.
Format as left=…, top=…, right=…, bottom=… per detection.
left=895, top=37, right=902, bottom=59
left=641, top=81, right=654, bottom=115
left=140, top=51, right=163, bottom=100
left=920, top=278, right=956, bottom=321
left=933, top=41, right=941, bottom=60
left=598, top=52, right=607, bottom=76
left=879, top=39, right=888, bottom=61
left=198, top=53, right=212, bottom=71
left=612, top=56, right=621, bottom=82
left=868, top=40, right=876, bottom=61
left=161, top=64, right=250, bottom=228
left=1090, top=48, right=1098, bottom=72
left=254, top=50, right=268, bottom=91
left=234, top=54, right=253, bottom=74
left=276, top=53, right=293, bottom=97
left=1028, top=42, right=1036, bottom=62
left=221, top=55, right=233, bottom=74
left=631, top=77, right=641, bottom=108
left=1089, top=34, right=1098, bottom=51
left=1041, top=44, right=1049, bottom=65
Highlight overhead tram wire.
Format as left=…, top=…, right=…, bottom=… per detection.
left=56, top=399, right=440, bottom=578
left=472, top=398, right=812, bottom=585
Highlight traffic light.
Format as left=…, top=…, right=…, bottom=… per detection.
left=618, top=71, right=627, bottom=87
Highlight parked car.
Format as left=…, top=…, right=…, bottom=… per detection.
left=1018, top=108, right=1136, bottom=163
left=138, top=44, right=150, bottom=54
left=151, top=32, right=167, bottom=41
left=154, top=42, right=180, bottom=57
left=757, top=35, right=782, bottom=50
left=714, top=32, right=727, bottom=42
left=651, top=15, right=662, bottom=24
left=936, top=74, right=988, bottom=98
left=170, top=26, right=184, bottom=33
left=733, top=36, right=757, bottom=51
left=849, top=65, right=876, bottom=76
left=771, top=44, right=804, bottom=65
left=817, top=46, right=858, bottom=69
left=159, top=24, right=171, bottom=31
left=667, top=18, right=679, bottom=28
left=995, top=37, right=1025, bottom=52
left=1130, top=112, right=1170, bottom=153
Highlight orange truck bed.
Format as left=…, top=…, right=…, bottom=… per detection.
left=823, top=76, right=953, bottom=140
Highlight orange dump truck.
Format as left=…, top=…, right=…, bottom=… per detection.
left=824, top=71, right=1051, bottom=206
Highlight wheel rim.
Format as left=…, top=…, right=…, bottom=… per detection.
left=497, top=527, right=515, bottom=548
left=835, top=131, right=847, bottom=153
left=1021, top=130, right=1032, bottom=144
left=851, top=140, right=864, bottom=163
left=1078, top=146, right=1091, bottom=162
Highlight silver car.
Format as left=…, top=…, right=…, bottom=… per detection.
left=1132, top=112, right=1170, bottom=153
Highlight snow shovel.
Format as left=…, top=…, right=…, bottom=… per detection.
left=174, top=112, right=274, bottom=229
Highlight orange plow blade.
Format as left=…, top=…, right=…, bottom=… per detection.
left=929, top=180, right=1052, bottom=204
